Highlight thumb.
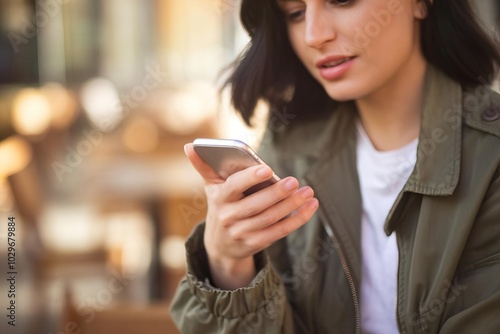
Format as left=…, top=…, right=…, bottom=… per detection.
left=184, top=143, right=224, bottom=184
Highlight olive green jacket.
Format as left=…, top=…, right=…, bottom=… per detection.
left=169, top=66, right=500, bottom=333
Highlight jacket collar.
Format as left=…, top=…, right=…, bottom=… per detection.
left=404, top=64, right=462, bottom=196
left=303, top=101, right=363, bottom=288
left=301, top=64, right=463, bottom=285
left=384, top=65, right=463, bottom=234
left=302, top=64, right=463, bottom=196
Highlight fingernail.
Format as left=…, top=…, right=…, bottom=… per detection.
left=184, top=144, right=188, bottom=155
left=301, top=187, right=314, bottom=198
left=308, top=198, right=319, bottom=209
left=284, top=178, right=298, bottom=191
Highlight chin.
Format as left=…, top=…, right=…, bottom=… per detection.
left=322, top=83, right=366, bottom=102
left=321, top=81, right=369, bottom=102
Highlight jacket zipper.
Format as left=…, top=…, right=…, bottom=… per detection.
left=322, top=222, right=361, bottom=334
left=395, top=232, right=403, bottom=333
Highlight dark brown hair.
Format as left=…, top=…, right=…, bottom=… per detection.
left=224, top=0, right=500, bottom=126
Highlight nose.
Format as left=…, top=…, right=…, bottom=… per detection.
left=304, top=5, right=336, bottom=49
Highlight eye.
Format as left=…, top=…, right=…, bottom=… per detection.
left=280, top=0, right=357, bottom=23
left=287, top=9, right=305, bottom=22
left=277, top=2, right=306, bottom=23
left=328, top=0, right=357, bottom=6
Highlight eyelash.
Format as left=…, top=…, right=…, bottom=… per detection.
left=287, top=10, right=305, bottom=21
left=329, top=0, right=355, bottom=6
left=285, top=0, right=357, bottom=22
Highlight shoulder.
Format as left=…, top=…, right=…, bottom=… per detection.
left=462, top=85, right=500, bottom=138
left=460, top=85, right=500, bottom=184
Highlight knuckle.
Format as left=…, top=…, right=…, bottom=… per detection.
left=277, top=184, right=291, bottom=198
left=244, top=204, right=260, bottom=217
left=298, top=207, right=313, bottom=222
left=205, top=184, right=223, bottom=202
left=222, top=188, right=236, bottom=201
left=223, top=173, right=235, bottom=187
left=245, top=237, right=258, bottom=249
left=218, top=209, right=233, bottom=227
left=291, top=193, right=306, bottom=208
left=222, top=176, right=241, bottom=197
left=272, top=181, right=288, bottom=198
left=276, top=224, right=290, bottom=240
left=226, top=185, right=241, bottom=198
left=258, top=212, right=275, bottom=227
left=228, top=227, right=243, bottom=241
left=246, top=237, right=267, bottom=251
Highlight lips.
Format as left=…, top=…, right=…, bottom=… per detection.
left=316, top=55, right=357, bottom=81
left=317, top=56, right=356, bottom=69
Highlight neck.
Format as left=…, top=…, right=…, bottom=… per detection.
left=355, top=52, right=427, bottom=151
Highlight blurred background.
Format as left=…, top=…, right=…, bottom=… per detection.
left=0, top=1, right=498, bottom=333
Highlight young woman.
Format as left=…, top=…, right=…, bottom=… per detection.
left=170, top=0, right=500, bottom=333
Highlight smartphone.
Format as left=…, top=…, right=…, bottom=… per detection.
left=192, top=138, right=280, bottom=196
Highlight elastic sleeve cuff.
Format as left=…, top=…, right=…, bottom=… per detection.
left=183, top=222, right=286, bottom=318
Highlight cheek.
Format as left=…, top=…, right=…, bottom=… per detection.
left=345, top=0, right=415, bottom=51
left=287, top=29, right=307, bottom=63
left=356, top=13, right=416, bottom=66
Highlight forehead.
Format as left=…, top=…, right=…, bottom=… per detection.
left=275, top=0, right=304, bottom=7
left=276, top=0, right=304, bottom=3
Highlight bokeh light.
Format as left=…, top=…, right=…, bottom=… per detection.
left=0, top=135, right=33, bottom=178
left=40, top=82, right=79, bottom=129
left=80, top=77, right=124, bottom=132
left=160, top=82, right=217, bottom=135
left=12, top=88, right=52, bottom=136
left=122, top=116, right=160, bottom=153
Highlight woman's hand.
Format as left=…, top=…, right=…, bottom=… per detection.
left=184, top=143, right=319, bottom=290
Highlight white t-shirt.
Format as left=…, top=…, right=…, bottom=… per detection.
left=355, top=119, right=418, bottom=334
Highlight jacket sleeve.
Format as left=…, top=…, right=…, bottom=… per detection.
left=439, top=166, right=500, bottom=334
left=169, top=223, right=297, bottom=334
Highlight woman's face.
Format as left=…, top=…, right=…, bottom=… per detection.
left=276, top=0, right=427, bottom=101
